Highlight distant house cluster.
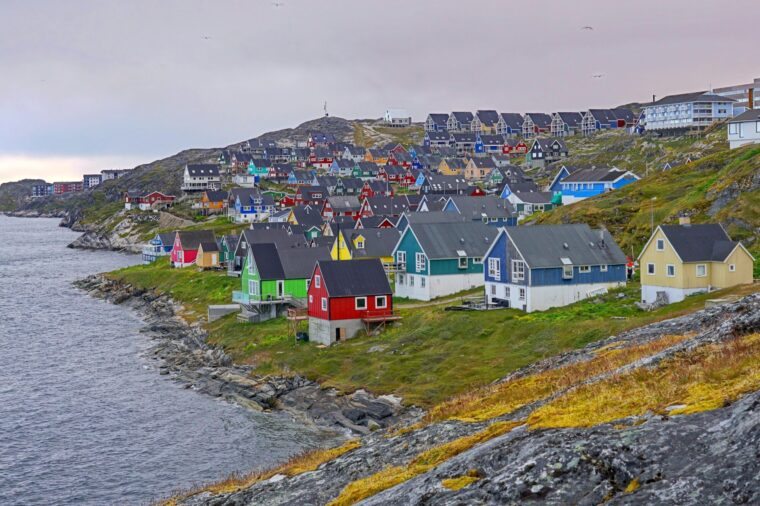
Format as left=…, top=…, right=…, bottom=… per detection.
left=31, top=168, right=132, bottom=198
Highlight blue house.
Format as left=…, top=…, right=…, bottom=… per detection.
left=287, top=169, right=314, bottom=187
left=474, top=134, right=506, bottom=155
left=230, top=188, right=276, bottom=223
left=483, top=224, right=627, bottom=312
left=442, top=195, right=517, bottom=227
left=547, top=166, right=640, bottom=205
left=142, top=232, right=175, bottom=263
left=424, top=131, right=451, bottom=149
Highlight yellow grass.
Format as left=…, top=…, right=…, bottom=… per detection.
left=625, top=478, right=641, bottom=493
left=328, top=421, right=521, bottom=506
left=528, top=333, right=760, bottom=428
left=441, top=475, right=480, bottom=491
left=160, top=440, right=360, bottom=505
left=425, top=334, right=692, bottom=424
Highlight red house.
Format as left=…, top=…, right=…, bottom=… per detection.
left=170, top=230, right=217, bottom=268
left=378, top=165, right=405, bottom=183
left=469, top=186, right=486, bottom=197
left=307, top=259, right=395, bottom=346
left=309, top=147, right=334, bottom=170
left=124, top=191, right=176, bottom=211
left=503, top=139, right=528, bottom=156
left=360, top=180, right=394, bottom=200
left=53, top=181, right=83, bottom=195
left=399, top=169, right=417, bottom=188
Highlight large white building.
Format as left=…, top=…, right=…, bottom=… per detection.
left=714, top=77, right=759, bottom=110
left=727, top=109, right=760, bottom=150
left=643, top=91, right=735, bottom=133
left=383, top=109, right=412, bottom=128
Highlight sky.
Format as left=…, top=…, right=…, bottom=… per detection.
left=1, top=0, right=758, bottom=183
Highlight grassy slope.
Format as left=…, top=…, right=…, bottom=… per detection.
left=108, top=258, right=756, bottom=407
left=535, top=143, right=760, bottom=274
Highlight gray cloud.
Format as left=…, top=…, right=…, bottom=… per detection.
left=0, top=0, right=758, bottom=181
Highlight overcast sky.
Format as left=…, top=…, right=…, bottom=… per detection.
left=1, top=0, right=758, bottom=183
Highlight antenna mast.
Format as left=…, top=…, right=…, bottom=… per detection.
left=323, top=101, right=329, bottom=117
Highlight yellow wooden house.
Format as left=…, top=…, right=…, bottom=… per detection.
left=638, top=221, right=754, bottom=305
left=196, top=241, right=221, bottom=270
left=438, top=158, right=466, bottom=176
left=330, top=228, right=401, bottom=270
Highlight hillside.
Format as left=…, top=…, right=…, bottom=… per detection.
left=534, top=144, right=760, bottom=273
left=0, top=179, right=46, bottom=212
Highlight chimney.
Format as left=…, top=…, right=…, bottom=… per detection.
left=749, top=88, right=755, bottom=110
left=652, top=94, right=656, bottom=104
left=679, top=215, right=691, bottom=226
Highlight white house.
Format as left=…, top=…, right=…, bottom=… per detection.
left=182, top=164, right=221, bottom=192
left=643, top=92, right=735, bottom=133
left=383, top=109, right=412, bottom=128
left=727, top=109, right=760, bottom=149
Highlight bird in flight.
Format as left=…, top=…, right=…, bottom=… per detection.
left=201, top=35, right=211, bottom=40
left=592, top=73, right=605, bottom=79
left=581, top=26, right=594, bottom=31
left=272, top=1, right=284, bottom=7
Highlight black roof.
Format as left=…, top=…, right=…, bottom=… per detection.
left=204, top=190, right=228, bottom=202
left=651, top=91, right=735, bottom=106
left=199, top=241, right=220, bottom=253
left=291, top=205, right=324, bottom=228
left=476, top=110, right=500, bottom=126
left=507, top=225, right=627, bottom=268
left=499, top=113, right=524, bottom=129
left=729, top=109, right=760, bottom=123
left=659, top=224, right=738, bottom=262
left=186, top=164, right=220, bottom=177
left=317, top=259, right=391, bottom=297
left=176, top=230, right=216, bottom=250
left=526, top=113, right=552, bottom=128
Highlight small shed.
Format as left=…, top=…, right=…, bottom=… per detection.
left=196, top=242, right=221, bottom=270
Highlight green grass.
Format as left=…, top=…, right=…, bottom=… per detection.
left=107, top=258, right=758, bottom=407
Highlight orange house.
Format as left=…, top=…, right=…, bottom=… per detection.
left=364, top=148, right=389, bottom=165
left=200, top=190, right=229, bottom=215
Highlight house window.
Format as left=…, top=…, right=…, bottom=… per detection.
left=473, top=257, right=483, bottom=264
left=579, top=265, right=591, bottom=273
left=656, top=239, right=664, bottom=251
left=410, top=275, right=415, bottom=287
left=458, top=257, right=468, bottom=269
left=314, top=275, right=321, bottom=288
left=355, top=297, right=367, bottom=310
left=321, top=297, right=327, bottom=311
left=512, top=260, right=525, bottom=281
left=397, top=251, right=406, bottom=265
left=249, top=280, right=258, bottom=295
left=488, top=258, right=501, bottom=278
left=375, top=296, right=387, bottom=308
left=306, top=279, right=311, bottom=290
left=421, top=277, right=426, bottom=287
left=666, top=264, right=676, bottom=277
left=756, top=121, right=760, bottom=133
left=505, top=286, right=510, bottom=298
left=729, top=264, right=736, bottom=272
left=696, top=264, right=707, bottom=277
left=416, top=252, right=427, bottom=272
left=398, top=273, right=404, bottom=285
left=490, top=285, right=496, bottom=295
left=356, top=239, right=364, bottom=249
left=519, top=288, right=526, bottom=300
left=600, top=264, right=608, bottom=272
left=647, top=263, right=655, bottom=275
left=562, top=265, right=573, bottom=279
left=729, top=123, right=738, bottom=135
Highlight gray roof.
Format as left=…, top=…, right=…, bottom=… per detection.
left=451, top=132, right=477, bottom=143
left=365, top=196, right=410, bottom=215
left=428, top=113, right=449, bottom=125
left=317, top=259, right=391, bottom=297
left=399, top=211, right=468, bottom=227
left=348, top=228, right=402, bottom=258
left=562, top=167, right=632, bottom=183
left=476, top=110, right=500, bottom=126
left=199, top=241, right=220, bottom=253
left=556, top=112, right=584, bottom=126
left=186, top=164, right=220, bottom=177
left=279, top=246, right=331, bottom=279
left=533, top=138, right=568, bottom=152
left=204, top=190, right=228, bottom=202
left=499, top=113, right=524, bottom=129
left=612, top=108, right=636, bottom=123
left=445, top=195, right=515, bottom=219
left=358, top=215, right=395, bottom=228
left=587, top=109, right=618, bottom=122
left=176, top=230, right=217, bottom=250
left=409, top=221, right=495, bottom=259
left=525, top=113, right=552, bottom=128
left=451, top=111, right=474, bottom=123
left=729, top=109, right=760, bottom=123
left=327, top=195, right=362, bottom=211
left=250, top=243, right=284, bottom=280
left=659, top=224, right=739, bottom=262
left=470, top=157, right=495, bottom=169
left=507, top=224, right=626, bottom=268
left=512, top=190, right=554, bottom=204
left=291, top=205, right=324, bottom=228
left=478, top=134, right=505, bottom=145
left=651, top=91, right=735, bottom=106
left=158, top=233, right=176, bottom=246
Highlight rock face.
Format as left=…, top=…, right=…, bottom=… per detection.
left=185, top=294, right=760, bottom=506
left=75, top=275, right=411, bottom=436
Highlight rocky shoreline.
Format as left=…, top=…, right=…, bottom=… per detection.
left=74, top=275, right=413, bottom=437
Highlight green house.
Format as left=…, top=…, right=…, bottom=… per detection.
left=219, top=234, right=239, bottom=265
left=236, top=242, right=331, bottom=304
left=247, top=160, right=270, bottom=177
left=391, top=221, right=494, bottom=301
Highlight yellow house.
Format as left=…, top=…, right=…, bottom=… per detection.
left=196, top=241, right=221, bottom=270
left=438, top=158, right=466, bottom=176
left=330, top=229, right=353, bottom=260
left=638, top=222, right=754, bottom=304
left=464, top=158, right=494, bottom=181
left=364, top=148, right=388, bottom=165
left=330, top=229, right=400, bottom=271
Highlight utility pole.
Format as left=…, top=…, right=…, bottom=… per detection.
left=650, top=197, right=657, bottom=233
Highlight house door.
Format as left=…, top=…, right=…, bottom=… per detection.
left=335, top=327, right=345, bottom=341
left=277, top=280, right=284, bottom=298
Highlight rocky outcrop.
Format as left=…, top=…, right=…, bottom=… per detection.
left=187, top=294, right=760, bottom=506
left=75, top=275, right=411, bottom=436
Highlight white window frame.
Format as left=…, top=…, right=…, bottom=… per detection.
left=656, top=239, right=664, bottom=251
left=309, top=294, right=313, bottom=304
left=398, top=273, right=404, bottom=284
left=355, top=297, right=367, bottom=310
left=600, top=264, right=608, bottom=272
left=562, top=265, right=573, bottom=279
left=396, top=250, right=406, bottom=265
left=505, top=286, right=510, bottom=298
left=728, top=123, right=738, bottom=135
left=409, top=275, right=415, bottom=287
left=488, top=257, right=501, bottom=278
left=420, top=276, right=426, bottom=287
left=519, top=288, right=526, bottom=300
left=249, top=280, right=258, bottom=296
left=416, top=252, right=426, bottom=272
left=729, top=264, right=736, bottom=272
left=512, top=260, right=525, bottom=281
left=458, top=257, right=468, bottom=269
left=314, top=275, right=321, bottom=288
left=375, top=296, right=387, bottom=309
left=579, top=265, right=591, bottom=273
left=696, top=264, right=707, bottom=277
left=321, top=297, right=327, bottom=311
left=647, top=263, right=655, bottom=275
left=666, top=264, right=676, bottom=277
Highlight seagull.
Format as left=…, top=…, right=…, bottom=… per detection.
left=272, top=1, right=284, bottom=7
left=581, top=26, right=594, bottom=31
left=201, top=35, right=211, bottom=40
left=592, top=73, right=605, bottom=79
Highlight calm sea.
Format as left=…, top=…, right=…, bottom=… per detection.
left=0, top=216, right=336, bottom=505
